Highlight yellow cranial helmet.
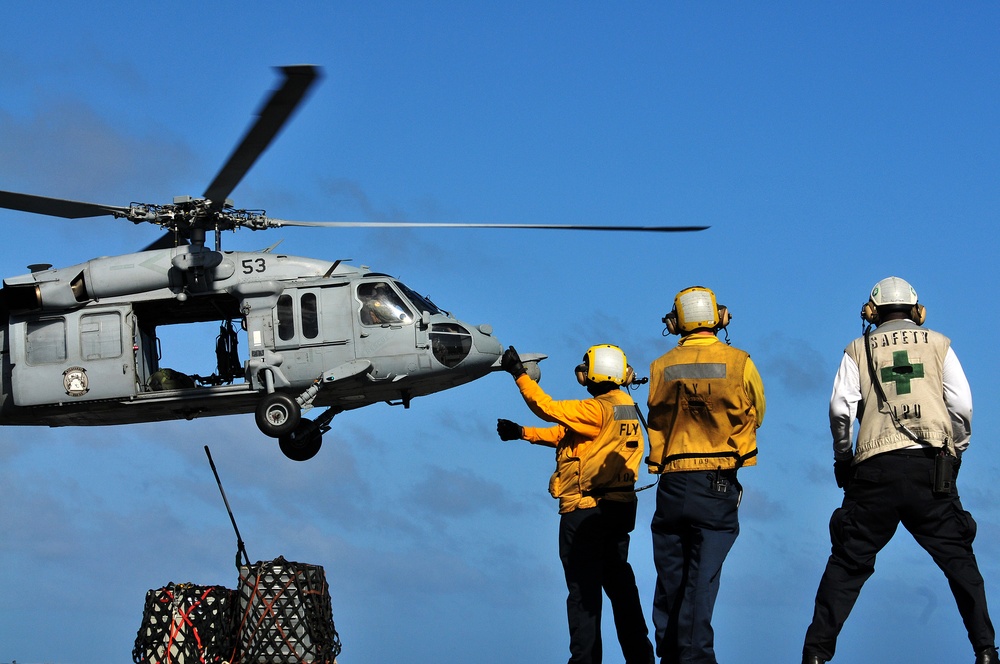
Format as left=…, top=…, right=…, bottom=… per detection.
left=664, top=286, right=730, bottom=334
left=576, top=344, right=629, bottom=386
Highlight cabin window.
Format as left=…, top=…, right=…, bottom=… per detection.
left=26, top=318, right=67, bottom=364
left=277, top=294, right=295, bottom=341
left=81, top=312, right=123, bottom=360
left=301, top=293, right=319, bottom=339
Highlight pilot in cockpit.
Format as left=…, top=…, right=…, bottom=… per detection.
left=358, top=282, right=413, bottom=325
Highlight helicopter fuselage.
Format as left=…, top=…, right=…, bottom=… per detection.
left=0, top=246, right=508, bottom=441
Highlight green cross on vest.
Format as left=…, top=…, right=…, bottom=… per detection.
left=880, top=350, right=924, bottom=395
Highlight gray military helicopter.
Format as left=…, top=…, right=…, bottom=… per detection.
left=0, top=65, right=706, bottom=460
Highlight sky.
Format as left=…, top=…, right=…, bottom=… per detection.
left=1, top=2, right=999, bottom=663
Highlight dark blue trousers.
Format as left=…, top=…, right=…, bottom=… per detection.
left=803, top=450, right=996, bottom=661
left=559, top=499, right=655, bottom=664
left=651, top=470, right=741, bottom=664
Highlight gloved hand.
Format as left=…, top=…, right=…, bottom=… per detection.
left=497, top=419, right=523, bottom=441
left=500, top=346, right=526, bottom=378
left=834, top=458, right=853, bottom=489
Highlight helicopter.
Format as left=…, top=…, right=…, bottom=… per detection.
left=0, top=65, right=706, bottom=461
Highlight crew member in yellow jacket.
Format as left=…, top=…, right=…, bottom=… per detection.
left=647, top=287, right=765, bottom=664
left=497, top=344, right=654, bottom=664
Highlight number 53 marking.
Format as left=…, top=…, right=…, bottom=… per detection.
left=242, top=258, right=266, bottom=274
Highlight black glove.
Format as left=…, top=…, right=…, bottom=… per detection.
left=497, top=419, right=523, bottom=441
left=501, top=346, right=526, bottom=378
left=834, top=458, right=853, bottom=489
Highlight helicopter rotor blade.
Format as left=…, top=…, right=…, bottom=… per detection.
left=262, top=219, right=709, bottom=232
left=0, top=190, right=131, bottom=219
left=142, top=232, right=188, bottom=251
left=202, top=65, right=320, bottom=210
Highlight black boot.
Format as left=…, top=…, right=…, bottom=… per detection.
left=976, top=646, right=1000, bottom=664
left=802, top=654, right=826, bottom=664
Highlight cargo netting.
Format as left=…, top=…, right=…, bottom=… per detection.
left=234, top=556, right=342, bottom=663
left=133, top=582, right=237, bottom=664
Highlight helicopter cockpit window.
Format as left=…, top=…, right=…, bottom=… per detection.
left=358, top=282, right=413, bottom=326
left=25, top=318, right=68, bottom=365
left=277, top=294, right=295, bottom=341
left=395, top=281, right=442, bottom=316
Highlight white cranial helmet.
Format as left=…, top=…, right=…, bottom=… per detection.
left=870, top=276, right=918, bottom=307
left=862, top=276, right=926, bottom=325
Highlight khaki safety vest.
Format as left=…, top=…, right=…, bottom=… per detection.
left=846, top=320, right=952, bottom=463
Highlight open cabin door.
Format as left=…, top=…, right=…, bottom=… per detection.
left=10, top=304, right=138, bottom=406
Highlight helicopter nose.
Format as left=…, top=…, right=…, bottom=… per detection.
left=472, top=323, right=503, bottom=361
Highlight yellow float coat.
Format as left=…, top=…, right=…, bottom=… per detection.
left=516, top=375, right=645, bottom=514
left=646, top=335, right=765, bottom=473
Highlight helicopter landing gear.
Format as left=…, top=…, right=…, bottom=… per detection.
left=279, top=420, right=322, bottom=461
left=255, top=392, right=301, bottom=437
left=277, top=408, right=338, bottom=462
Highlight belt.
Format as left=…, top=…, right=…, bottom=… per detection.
left=887, top=447, right=938, bottom=459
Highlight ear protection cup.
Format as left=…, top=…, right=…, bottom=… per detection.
left=624, top=364, right=636, bottom=385
left=911, top=304, right=926, bottom=326
left=717, top=305, right=731, bottom=329
left=861, top=301, right=880, bottom=324
left=663, top=310, right=679, bottom=335
left=575, top=363, right=587, bottom=386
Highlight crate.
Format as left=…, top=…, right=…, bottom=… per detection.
left=234, top=556, right=341, bottom=663
left=133, top=582, right=236, bottom=664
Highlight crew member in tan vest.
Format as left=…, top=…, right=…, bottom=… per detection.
left=802, top=276, right=997, bottom=664
left=646, top=286, right=765, bottom=664
left=497, top=344, right=654, bottom=664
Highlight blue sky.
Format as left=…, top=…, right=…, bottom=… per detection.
left=1, top=3, right=999, bottom=663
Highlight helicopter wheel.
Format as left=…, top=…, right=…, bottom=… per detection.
left=255, top=392, right=301, bottom=438
left=279, top=421, right=323, bottom=462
